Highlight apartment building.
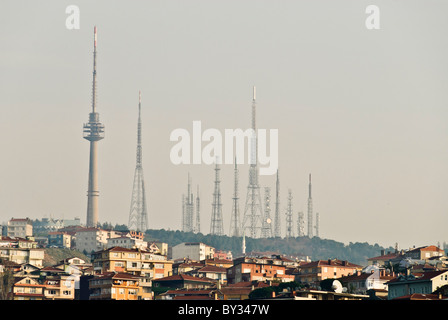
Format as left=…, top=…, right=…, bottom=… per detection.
left=91, top=246, right=172, bottom=281
left=43, top=275, right=75, bottom=300
left=0, top=239, right=44, bottom=267
left=226, top=256, right=295, bottom=284
left=89, top=272, right=147, bottom=300
left=295, top=259, right=363, bottom=286
left=339, top=269, right=397, bottom=294
left=47, top=231, right=72, bottom=248
left=404, top=246, right=445, bottom=260
left=74, top=228, right=121, bottom=254
left=7, top=218, right=33, bottom=238
left=171, top=242, right=215, bottom=261
left=12, top=276, right=45, bottom=300
left=387, top=270, right=448, bottom=300
left=12, top=275, right=75, bottom=300
left=106, top=232, right=149, bottom=250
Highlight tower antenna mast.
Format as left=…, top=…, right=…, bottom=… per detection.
left=83, top=26, right=105, bottom=228
left=128, top=91, right=149, bottom=232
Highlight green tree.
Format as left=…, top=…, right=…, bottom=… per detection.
left=0, top=267, right=14, bottom=300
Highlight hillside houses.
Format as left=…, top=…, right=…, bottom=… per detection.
left=1, top=218, right=448, bottom=300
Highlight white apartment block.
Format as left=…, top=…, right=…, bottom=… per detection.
left=7, top=218, right=33, bottom=238
left=171, top=242, right=215, bottom=262
left=74, top=228, right=121, bottom=254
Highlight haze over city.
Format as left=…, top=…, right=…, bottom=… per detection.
left=1, top=0, right=447, bottom=250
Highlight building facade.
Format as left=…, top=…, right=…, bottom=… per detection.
left=295, top=259, right=362, bottom=286
left=227, top=256, right=295, bottom=284
left=387, top=270, right=448, bottom=300
left=7, top=218, right=33, bottom=238
left=171, top=242, right=215, bottom=261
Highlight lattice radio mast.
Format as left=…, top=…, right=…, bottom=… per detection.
left=242, top=86, right=264, bottom=238
left=210, top=162, right=224, bottom=236
left=128, top=91, right=149, bottom=232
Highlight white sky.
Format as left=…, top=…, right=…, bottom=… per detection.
left=1, top=0, right=447, bottom=250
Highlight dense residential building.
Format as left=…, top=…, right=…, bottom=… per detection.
left=159, top=288, right=220, bottom=300
left=295, top=259, right=363, bottom=286
left=219, top=281, right=270, bottom=300
left=7, top=218, right=33, bottom=239
left=12, top=275, right=75, bottom=300
left=386, top=270, right=448, bottom=300
left=404, top=245, right=445, bottom=260
left=338, top=269, right=396, bottom=294
left=0, top=237, right=44, bottom=267
left=47, top=231, right=72, bottom=248
left=74, top=228, right=122, bottom=254
left=204, top=258, right=234, bottom=269
left=172, top=259, right=205, bottom=275
left=91, top=246, right=172, bottom=281
left=367, top=250, right=401, bottom=267
left=226, top=256, right=295, bottom=284
left=152, top=274, right=217, bottom=293
left=289, top=289, right=369, bottom=300
left=194, top=265, right=228, bottom=284
left=171, top=242, right=215, bottom=261
left=12, top=276, right=45, bottom=300
left=89, top=272, right=150, bottom=300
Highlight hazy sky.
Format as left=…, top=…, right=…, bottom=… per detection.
left=1, top=1, right=447, bottom=250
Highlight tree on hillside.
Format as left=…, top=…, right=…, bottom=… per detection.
left=0, top=266, right=14, bottom=300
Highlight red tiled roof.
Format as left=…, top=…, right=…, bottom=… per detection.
left=174, top=296, right=215, bottom=300
left=225, top=281, right=269, bottom=288
left=409, top=245, right=444, bottom=253
left=165, top=289, right=214, bottom=295
left=393, top=293, right=445, bottom=300
left=367, top=253, right=400, bottom=261
left=154, top=274, right=215, bottom=283
left=300, top=259, right=361, bottom=269
left=41, top=266, right=65, bottom=272
left=197, top=265, right=227, bottom=273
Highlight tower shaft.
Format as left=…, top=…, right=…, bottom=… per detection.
left=195, top=186, right=200, bottom=233
left=274, top=169, right=281, bottom=237
left=84, top=26, right=104, bottom=228
left=298, top=211, right=305, bottom=237
left=182, top=174, right=195, bottom=232
left=261, top=187, right=273, bottom=238
left=307, top=174, right=313, bottom=238
left=285, top=189, right=294, bottom=238
left=128, top=91, right=148, bottom=232
left=210, top=162, right=224, bottom=236
left=230, top=161, right=241, bottom=237
left=242, top=86, right=264, bottom=238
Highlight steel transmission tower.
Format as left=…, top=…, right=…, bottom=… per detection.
left=285, top=189, right=294, bottom=238
left=230, top=160, right=241, bottom=237
left=182, top=174, right=195, bottom=232
left=261, top=187, right=273, bottom=238
left=83, top=26, right=105, bottom=228
left=242, top=86, right=264, bottom=238
left=128, top=91, right=149, bottom=232
left=307, top=174, right=313, bottom=238
left=315, top=212, right=320, bottom=238
left=210, top=162, right=224, bottom=236
left=274, top=170, right=281, bottom=237
left=195, top=186, right=201, bottom=234
left=297, top=211, right=305, bottom=237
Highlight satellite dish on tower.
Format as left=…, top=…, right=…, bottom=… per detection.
left=266, top=218, right=272, bottom=224
left=331, top=280, right=343, bottom=293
